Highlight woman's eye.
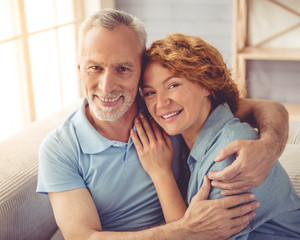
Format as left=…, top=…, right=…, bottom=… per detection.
left=168, top=83, right=179, bottom=89
left=143, top=91, right=155, bottom=97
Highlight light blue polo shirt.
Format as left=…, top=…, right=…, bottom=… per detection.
left=187, top=103, right=300, bottom=239
left=37, top=99, right=187, bottom=231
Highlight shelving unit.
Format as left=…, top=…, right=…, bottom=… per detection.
left=232, top=0, right=300, bottom=97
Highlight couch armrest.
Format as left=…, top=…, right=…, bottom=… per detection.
left=0, top=99, right=81, bottom=240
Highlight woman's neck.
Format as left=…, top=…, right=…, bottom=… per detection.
left=182, top=103, right=212, bottom=150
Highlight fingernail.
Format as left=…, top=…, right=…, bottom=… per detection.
left=249, top=194, right=255, bottom=199
left=211, top=181, right=216, bottom=187
left=135, top=117, right=139, bottom=123
left=139, top=113, right=144, bottom=118
left=215, top=154, right=221, bottom=162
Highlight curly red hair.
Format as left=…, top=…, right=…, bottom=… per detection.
left=143, top=33, right=239, bottom=113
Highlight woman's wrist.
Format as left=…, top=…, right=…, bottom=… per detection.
left=150, top=168, right=175, bottom=185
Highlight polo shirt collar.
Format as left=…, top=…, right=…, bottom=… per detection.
left=73, top=98, right=123, bottom=154
left=189, top=103, right=233, bottom=162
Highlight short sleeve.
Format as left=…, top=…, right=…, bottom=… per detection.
left=36, top=130, right=86, bottom=194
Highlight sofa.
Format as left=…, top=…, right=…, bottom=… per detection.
left=0, top=100, right=299, bottom=240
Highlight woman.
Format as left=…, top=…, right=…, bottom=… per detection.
left=131, top=33, right=300, bottom=239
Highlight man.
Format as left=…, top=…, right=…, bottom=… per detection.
left=37, top=9, right=288, bottom=240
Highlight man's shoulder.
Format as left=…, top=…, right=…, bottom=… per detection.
left=39, top=110, right=80, bottom=157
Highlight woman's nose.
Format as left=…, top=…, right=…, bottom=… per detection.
left=156, top=93, right=171, bottom=108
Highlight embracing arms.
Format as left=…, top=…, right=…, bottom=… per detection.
left=208, top=98, right=289, bottom=195
left=49, top=185, right=257, bottom=240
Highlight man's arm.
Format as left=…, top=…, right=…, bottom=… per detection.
left=209, top=98, right=289, bottom=195
left=49, top=187, right=258, bottom=240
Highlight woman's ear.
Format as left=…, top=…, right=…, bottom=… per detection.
left=204, top=89, right=211, bottom=97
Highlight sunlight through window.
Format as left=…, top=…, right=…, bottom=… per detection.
left=0, top=0, right=82, bottom=141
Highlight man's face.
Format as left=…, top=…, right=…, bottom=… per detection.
left=78, top=25, right=141, bottom=121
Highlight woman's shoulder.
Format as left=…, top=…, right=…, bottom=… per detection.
left=220, top=117, right=259, bottom=142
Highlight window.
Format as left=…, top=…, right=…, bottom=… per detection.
left=0, top=0, right=84, bottom=141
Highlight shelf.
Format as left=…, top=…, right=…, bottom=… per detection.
left=233, top=0, right=300, bottom=97
left=238, top=47, right=300, bottom=61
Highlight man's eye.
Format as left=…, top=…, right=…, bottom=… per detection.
left=88, top=66, right=100, bottom=71
left=118, top=66, right=130, bottom=72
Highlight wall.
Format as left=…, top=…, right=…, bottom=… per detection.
left=116, top=0, right=234, bottom=66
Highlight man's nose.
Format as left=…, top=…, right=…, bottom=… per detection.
left=100, top=70, right=115, bottom=93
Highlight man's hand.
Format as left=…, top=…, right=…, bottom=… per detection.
left=208, top=138, right=277, bottom=195
left=177, top=176, right=259, bottom=240
left=209, top=98, right=289, bottom=196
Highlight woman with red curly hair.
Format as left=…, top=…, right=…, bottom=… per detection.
left=131, top=33, right=300, bottom=239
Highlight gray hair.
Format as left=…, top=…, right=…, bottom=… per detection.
left=78, top=9, right=147, bottom=59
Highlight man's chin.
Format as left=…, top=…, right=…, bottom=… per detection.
left=93, top=108, right=128, bottom=122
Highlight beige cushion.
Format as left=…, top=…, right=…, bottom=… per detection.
left=288, top=120, right=300, bottom=144
left=279, top=144, right=300, bottom=197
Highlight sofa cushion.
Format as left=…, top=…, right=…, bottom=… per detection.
left=279, top=144, right=300, bottom=197
left=288, top=119, right=300, bottom=144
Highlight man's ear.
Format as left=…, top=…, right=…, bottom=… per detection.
left=77, top=64, right=82, bottom=80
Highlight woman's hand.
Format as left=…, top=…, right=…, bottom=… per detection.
left=208, top=138, right=275, bottom=195
left=130, top=113, right=174, bottom=180
left=131, top=113, right=186, bottom=222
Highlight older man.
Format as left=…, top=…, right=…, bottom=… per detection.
left=37, top=9, right=288, bottom=240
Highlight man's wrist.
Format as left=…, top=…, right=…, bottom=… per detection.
left=259, top=129, right=285, bottom=161
left=160, top=218, right=186, bottom=240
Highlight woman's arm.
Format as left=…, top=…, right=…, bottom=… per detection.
left=208, top=98, right=289, bottom=195
left=131, top=113, right=187, bottom=222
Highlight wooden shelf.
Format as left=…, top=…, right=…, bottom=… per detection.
left=233, top=0, right=300, bottom=97
left=238, top=47, right=300, bottom=61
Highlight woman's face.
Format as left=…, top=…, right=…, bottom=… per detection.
left=142, top=62, right=211, bottom=140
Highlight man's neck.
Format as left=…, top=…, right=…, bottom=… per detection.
left=85, top=103, right=138, bottom=143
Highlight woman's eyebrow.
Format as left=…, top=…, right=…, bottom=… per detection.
left=142, top=76, right=175, bottom=89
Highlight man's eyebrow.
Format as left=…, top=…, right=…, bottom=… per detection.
left=142, top=76, right=174, bottom=89
left=86, top=60, right=103, bottom=65
left=114, top=62, right=135, bottom=68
